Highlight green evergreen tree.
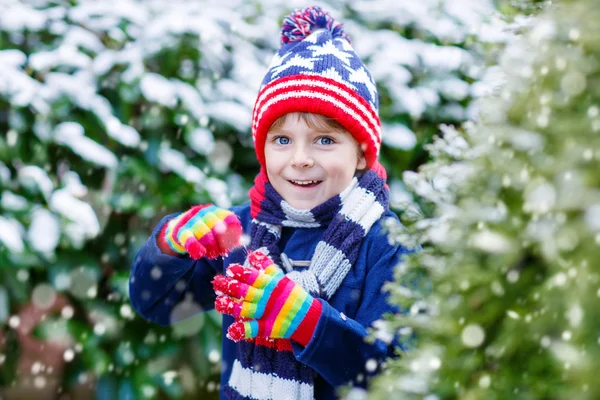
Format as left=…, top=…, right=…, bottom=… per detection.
left=369, top=0, right=600, bottom=399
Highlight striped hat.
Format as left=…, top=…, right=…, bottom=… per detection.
left=252, top=6, right=382, bottom=169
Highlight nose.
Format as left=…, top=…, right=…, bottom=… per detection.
left=290, top=146, right=314, bottom=168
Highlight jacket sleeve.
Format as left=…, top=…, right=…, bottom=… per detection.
left=129, top=213, right=223, bottom=327
left=291, top=242, right=413, bottom=388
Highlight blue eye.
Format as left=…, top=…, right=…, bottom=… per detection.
left=275, top=136, right=290, bottom=145
left=317, top=136, right=334, bottom=145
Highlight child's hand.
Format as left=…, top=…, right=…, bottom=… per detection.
left=212, top=250, right=322, bottom=346
left=163, top=204, right=242, bottom=260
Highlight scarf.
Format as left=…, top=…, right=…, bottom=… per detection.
left=224, top=163, right=389, bottom=400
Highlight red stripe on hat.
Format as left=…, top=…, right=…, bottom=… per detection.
left=251, top=79, right=381, bottom=168
left=253, top=75, right=380, bottom=133
left=254, top=80, right=380, bottom=143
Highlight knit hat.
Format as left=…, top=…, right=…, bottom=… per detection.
left=251, top=6, right=382, bottom=169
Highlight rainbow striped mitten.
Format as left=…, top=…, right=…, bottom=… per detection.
left=163, top=204, right=242, bottom=260
left=212, top=250, right=323, bottom=346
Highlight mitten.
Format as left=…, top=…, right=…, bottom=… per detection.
left=212, top=250, right=322, bottom=346
left=161, top=204, right=242, bottom=259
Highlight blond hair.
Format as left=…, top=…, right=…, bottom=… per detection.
left=268, top=112, right=365, bottom=167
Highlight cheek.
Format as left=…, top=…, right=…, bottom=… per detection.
left=265, top=156, right=284, bottom=178
left=322, top=161, right=354, bottom=179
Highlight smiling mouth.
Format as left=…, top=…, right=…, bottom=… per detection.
left=288, top=179, right=322, bottom=188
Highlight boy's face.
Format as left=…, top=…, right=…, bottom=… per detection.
left=264, top=115, right=366, bottom=210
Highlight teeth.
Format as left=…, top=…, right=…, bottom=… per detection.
left=291, top=180, right=319, bottom=186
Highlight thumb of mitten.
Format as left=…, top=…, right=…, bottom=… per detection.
left=183, top=236, right=207, bottom=259
left=227, top=320, right=256, bottom=342
left=211, top=211, right=243, bottom=256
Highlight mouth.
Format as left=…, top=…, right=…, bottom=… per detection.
left=288, top=179, right=323, bottom=188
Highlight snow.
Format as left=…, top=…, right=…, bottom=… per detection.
left=584, top=204, right=600, bottom=231
left=186, top=127, right=215, bottom=155
left=49, top=190, right=99, bottom=249
left=28, top=208, right=61, bottom=254
left=428, top=77, right=471, bottom=102
left=421, top=44, right=473, bottom=72
left=382, top=124, right=417, bottom=150
left=158, top=147, right=206, bottom=185
left=18, top=165, right=54, bottom=201
left=29, top=46, right=92, bottom=72
left=0, top=67, right=43, bottom=108
left=461, top=324, right=485, bottom=347
left=68, top=1, right=149, bottom=32
left=140, top=73, right=178, bottom=108
left=0, top=163, right=11, bottom=185
left=0, top=216, right=25, bottom=252
left=61, top=171, right=88, bottom=197
left=471, top=230, right=513, bottom=253
left=523, top=182, right=556, bottom=214
left=1, top=191, right=28, bottom=211
left=105, top=117, right=141, bottom=148
left=205, top=101, right=252, bottom=133
left=0, top=2, right=47, bottom=32
left=205, top=177, right=231, bottom=208
left=63, top=26, right=105, bottom=53
left=173, top=81, right=206, bottom=121
left=506, top=128, right=545, bottom=152
left=54, top=122, right=119, bottom=168
left=0, top=49, right=27, bottom=68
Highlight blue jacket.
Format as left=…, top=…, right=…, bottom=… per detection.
left=130, top=202, right=412, bottom=399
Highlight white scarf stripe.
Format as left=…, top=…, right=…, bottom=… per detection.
left=281, top=220, right=321, bottom=228
left=308, top=242, right=351, bottom=299
left=252, top=219, right=282, bottom=237
left=359, top=202, right=386, bottom=233
left=339, top=186, right=386, bottom=232
left=281, top=201, right=319, bottom=227
left=229, top=360, right=314, bottom=400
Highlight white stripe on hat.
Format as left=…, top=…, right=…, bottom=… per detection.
left=254, top=89, right=381, bottom=154
left=253, top=78, right=381, bottom=146
left=253, top=77, right=378, bottom=128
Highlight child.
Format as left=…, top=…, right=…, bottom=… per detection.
left=130, top=6, right=412, bottom=400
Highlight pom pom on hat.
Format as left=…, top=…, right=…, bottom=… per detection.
left=281, top=6, right=351, bottom=44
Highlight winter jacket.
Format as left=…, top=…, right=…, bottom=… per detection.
left=130, top=202, right=412, bottom=399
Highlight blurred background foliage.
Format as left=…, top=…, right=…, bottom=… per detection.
left=369, top=0, right=600, bottom=399
left=0, top=0, right=510, bottom=398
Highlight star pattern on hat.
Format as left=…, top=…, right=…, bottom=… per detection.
left=267, top=51, right=292, bottom=71
left=316, top=67, right=357, bottom=89
left=303, top=30, right=325, bottom=44
left=270, top=53, right=319, bottom=77
left=344, top=65, right=378, bottom=105
left=307, top=40, right=353, bottom=66
left=261, top=24, right=379, bottom=110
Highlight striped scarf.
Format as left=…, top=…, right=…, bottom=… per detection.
left=224, top=163, right=389, bottom=400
